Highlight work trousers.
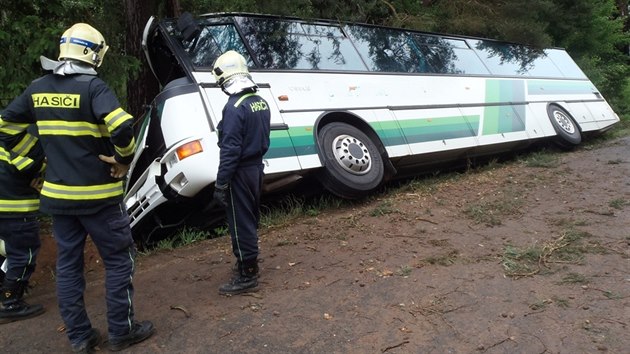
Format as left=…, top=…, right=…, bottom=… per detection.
left=0, top=216, right=40, bottom=283
left=225, top=164, right=263, bottom=263
left=52, top=203, right=136, bottom=345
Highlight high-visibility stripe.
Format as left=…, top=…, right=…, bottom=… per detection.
left=0, top=147, right=9, bottom=162
left=115, top=137, right=136, bottom=157
left=37, top=120, right=111, bottom=138
left=0, top=199, right=40, bottom=212
left=104, top=108, right=133, bottom=131
left=0, top=147, right=33, bottom=170
left=19, top=248, right=35, bottom=281
left=126, top=248, right=135, bottom=331
left=41, top=181, right=123, bottom=200
left=0, top=117, right=29, bottom=135
left=11, top=155, right=34, bottom=171
left=12, top=133, right=38, bottom=156
left=234, top=93, right=257, bottom=107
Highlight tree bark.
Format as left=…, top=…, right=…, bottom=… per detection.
left=124, top=0, right=159, bottom=120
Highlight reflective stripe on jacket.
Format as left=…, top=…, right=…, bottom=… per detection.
left=0, top=73, right=135, bottom=214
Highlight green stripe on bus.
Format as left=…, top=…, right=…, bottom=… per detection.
left=483, top=80, right=526, bottom=134
left=396, top=115, right=479, bottom=143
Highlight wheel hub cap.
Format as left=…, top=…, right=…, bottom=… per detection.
left=332, top=134, right=372, bottom=175
left=553, top=110, right=575, bottom=134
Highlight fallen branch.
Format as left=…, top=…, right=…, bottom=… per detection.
left=381, top=340, right=409, bottom=353
left=170, top=305, right=191, bottom=318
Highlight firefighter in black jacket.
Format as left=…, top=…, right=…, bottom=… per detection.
left=0, top=127, right=45, bottom=324
left=212, top=51, right=271, bottom=295
left=0, top=23, right=154, bottom=352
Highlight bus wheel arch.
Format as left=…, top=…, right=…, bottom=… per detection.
left=547, top=103, right=582, bottom=149
left=315, top=113, right=391, bottom=199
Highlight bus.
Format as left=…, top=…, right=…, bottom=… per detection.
left=125, top=12, right=620, bottom=242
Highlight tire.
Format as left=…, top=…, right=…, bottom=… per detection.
left=317, top=122, right=385, bottom=199
left=547, top=104, right=581, bottom=149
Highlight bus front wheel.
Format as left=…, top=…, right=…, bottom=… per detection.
left=317, top=122, right=385, bottom=199
left=547, top=104, right=581, bottom=149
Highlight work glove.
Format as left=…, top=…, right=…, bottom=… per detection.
left=213, top=183, right=229, bottom=208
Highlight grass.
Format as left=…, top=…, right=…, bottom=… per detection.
left=520, top=149, right=561, bottom=168
left=259, top=194, right=349, bottom=229
left=150, top=226, right=211, bottom=252
left=396, top=265, right=413, bottom=277
left=462, top=187, right=525, bottom=226
left=608, top=198, right=628, bottom=210
left=501, top=226, right=595, bottom=278
left=370, top=200, right=396, bottom=216
left=551, top=296, right=571, bottom=308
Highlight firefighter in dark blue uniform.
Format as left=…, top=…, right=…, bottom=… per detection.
left=0, top=126, right=46, bottom=324
left=0, top=23, right=154, bottom=352
left=212, top=51, right=271, bottom=295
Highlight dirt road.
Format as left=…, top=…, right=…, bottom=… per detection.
left=2, top=135, right=629, bottom=354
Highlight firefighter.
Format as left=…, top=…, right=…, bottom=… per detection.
left=0, top=127, right=45, bottom=324
left=0, top=23, right=154, bottom=352
left=212, top=51, right=271, bottom=295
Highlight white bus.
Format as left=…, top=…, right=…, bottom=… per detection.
left=125, top=12, right=620, bottom=241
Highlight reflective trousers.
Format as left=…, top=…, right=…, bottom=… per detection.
left=0, top=216, right=40, bottom=283
left=52, top=203, right=136, bottom=345
left=225, top=164, right=263, bottom=263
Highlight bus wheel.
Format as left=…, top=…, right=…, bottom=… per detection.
left=547, top=104, right=581, bottom=149
left=317, top=122, right=385, bottom=199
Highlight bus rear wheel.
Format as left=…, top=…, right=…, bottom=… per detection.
left=547, top=104, right=581, bottom=149
left=317, top=122, right=385, bottom=199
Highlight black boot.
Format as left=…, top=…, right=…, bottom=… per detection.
left=0, top=280, right=44, bottom=324
left=219, top=259, right=259, bottom=295
left=107, top=320, right=155, bottom=351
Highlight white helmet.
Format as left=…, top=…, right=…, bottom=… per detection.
left=58, top=23, right=109, bottom=67
left=212, top=51, right=257, bottom=95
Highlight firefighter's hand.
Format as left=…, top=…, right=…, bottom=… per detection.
left=30, top=177, right=44, bottom=192
left=213, top=184, right=229, bottom=208
left=99, top=154, right=130, bottom=179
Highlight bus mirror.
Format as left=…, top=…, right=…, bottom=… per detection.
left=177, top=12, right=201, bottom=42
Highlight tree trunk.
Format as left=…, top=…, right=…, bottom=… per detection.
left=166, top=0, right=182, bottom=17
left=124, top=0, right=159, bottom=120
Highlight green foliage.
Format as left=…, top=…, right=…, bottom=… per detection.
left=2, top=0, right=629, bottom=115
left=0, top=0, right=139, bottom=106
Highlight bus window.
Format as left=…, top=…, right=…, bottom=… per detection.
left=545, top=49, right=587, bottom=79
left=168, top=22, right=253, bottom=69
left=236, top=17, right=366, bottom=71
left=412, top=34, right=488, bottom=75
left=470, top=39, right=553, bottom=77
left=346, top=25, right=425, bottom=73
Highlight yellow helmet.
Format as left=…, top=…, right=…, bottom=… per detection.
left=58, top=23, right=109, bottom=67
left=212, top=50, right=250, bottom=86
